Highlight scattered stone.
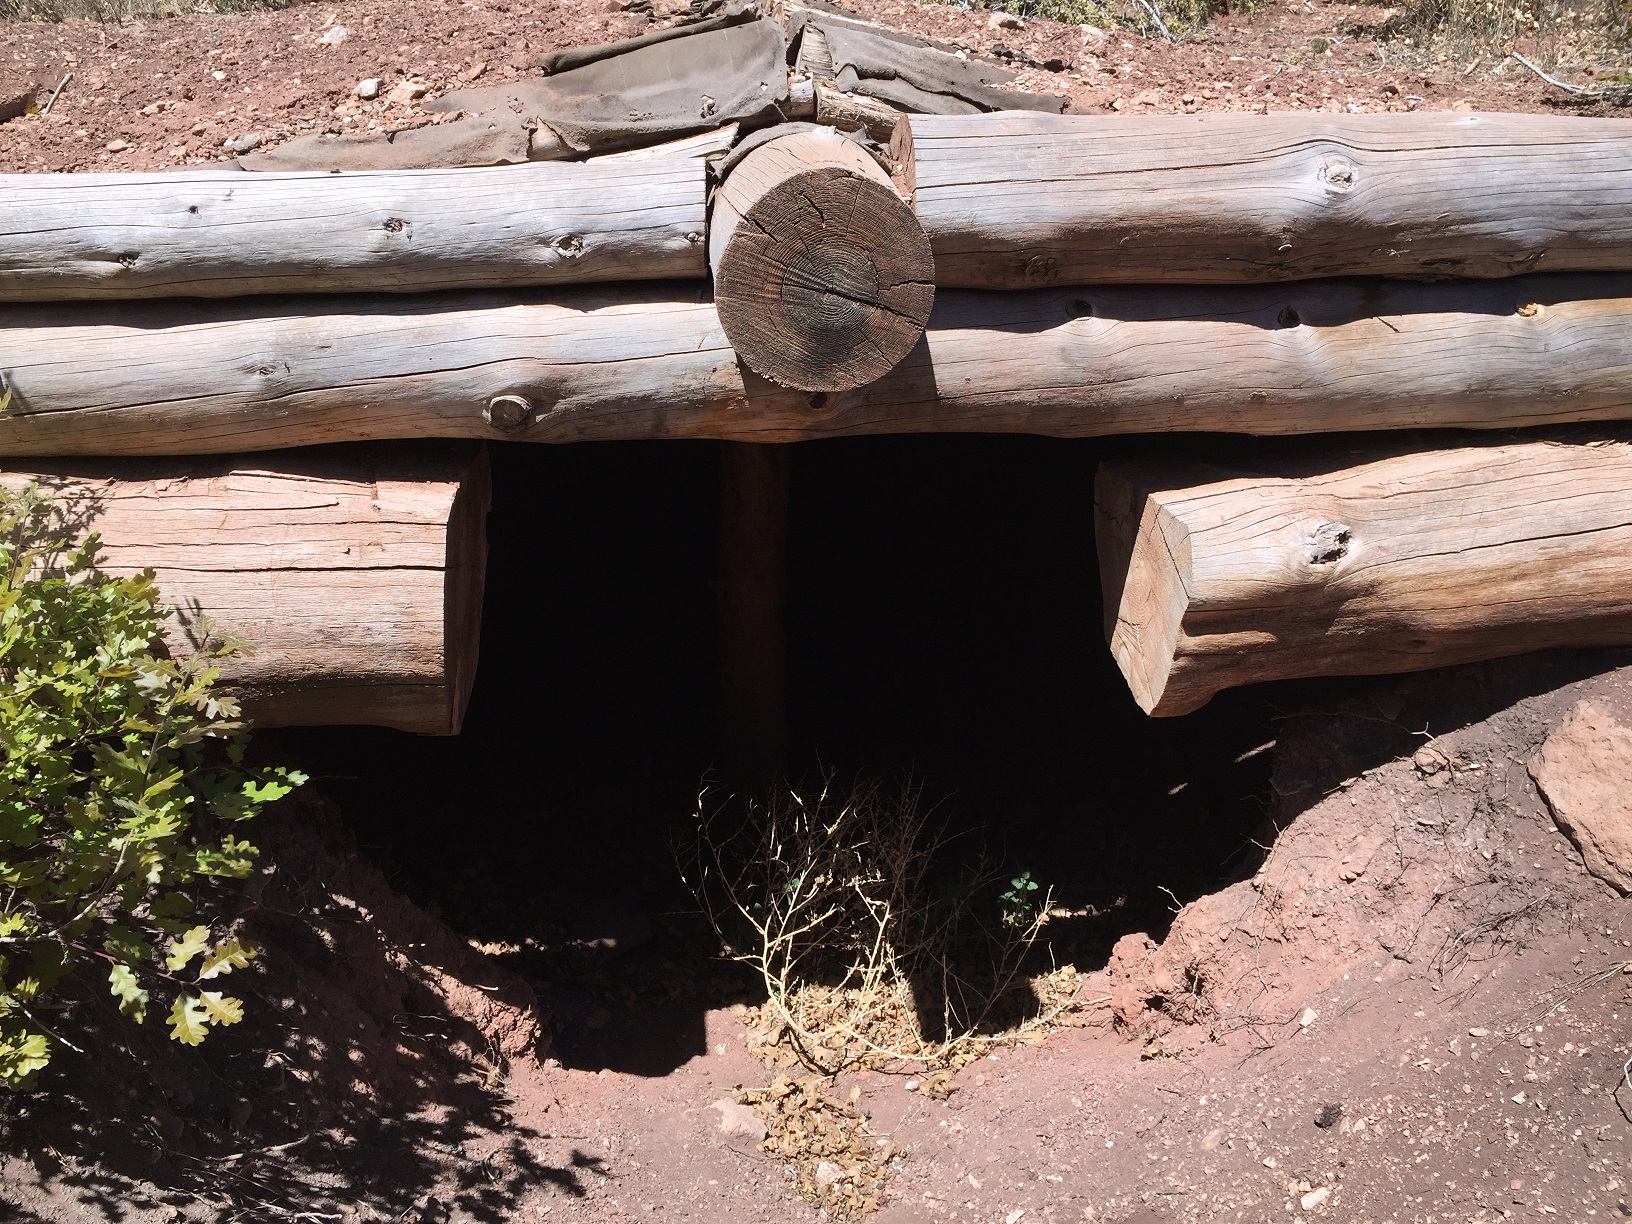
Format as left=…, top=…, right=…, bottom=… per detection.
left=1413, top=746, right=1449, bottom=775
left=1468, top=1027, right=1491, bottom=1038
left=987, top=11, right=1024, bottom=29
left=903, top=1078, right=921, bottom=1092
left=1004, top=1211, right=1026, bottom=1224
left=1298, top=1007, right=1318, bottom=1028
left=356, top=78, right=382, bottom=100
left=386, top=78, right=430, bottom=107
left=211, top=70, right=227, bottom=82
left=1081, top=23, right=1111, bottom=43
left=815, top=1161, right=844, bottom=1189
left=1512, top=1091, right=1527, bottom=1104
left=319, top=25, right=350, bottom=45
left=1529, top=700, right=1632, bottom=892
left=225, top=133, right=262, bottom=153
left=1301, top=1186, right=1331, bottom=1211
left=710, top=1099, right=767, bottom=1142
left=105, top=139, right=130, bottom=152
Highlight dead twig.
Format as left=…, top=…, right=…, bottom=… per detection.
left=1511, top=53, right=1632, bottom=104
left=41, top=73, right=70, bottom=116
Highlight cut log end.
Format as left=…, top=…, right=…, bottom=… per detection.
left=711, top=129, right=934, bottom=393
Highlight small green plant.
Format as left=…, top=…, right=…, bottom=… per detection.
left=0, top=483, right=303, bottom=1088
left=997, top=870, right=1043, bottom=929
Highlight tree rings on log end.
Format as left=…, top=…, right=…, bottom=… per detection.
left=710, top=129, right=934, bottom=393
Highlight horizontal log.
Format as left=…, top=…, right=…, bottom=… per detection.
left=1096, top=436, right=1632, bottom=716
left=901, top=112, right=1632, bottom=288
left=0, top=137, right=719, bottom=300
left=708, top=126, right=934, bottom=391
left=0, top=274, right=1629, bottom=453
left=1, top=445, right=489, bottom=734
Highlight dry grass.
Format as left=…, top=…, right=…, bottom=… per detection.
left=0, top=0, right=303, bottom=20
left=743, top=1076, right=894, bottom=1220
left=1385, top=0, right=1631, bottom=60
left=681, top=777, right=1084, bottom=1077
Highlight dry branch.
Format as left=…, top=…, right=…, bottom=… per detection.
left=1096, top=435, right=1632, bottom=716
left=2, top=445, right=489, bottom=734
left=903, top=111, right=1632, bottom=287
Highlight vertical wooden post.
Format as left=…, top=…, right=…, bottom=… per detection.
left=718, top=441, right=790, bottom=793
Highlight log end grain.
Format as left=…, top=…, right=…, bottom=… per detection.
left=711, top=129, right=934, bottom=393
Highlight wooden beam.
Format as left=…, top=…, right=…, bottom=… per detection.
left=1, top=445, right=490, bottom=734
left=0, top=136, right=721, bottom=300
left=708, top=126, right=934, bottom=391
left=902, top=112, right=1632, bottom=288
left=1096, top=435, right=1632, bottom=717
left=1, top=275, right=1629, bottom=454
left=718, top=441, right=790, bottom=791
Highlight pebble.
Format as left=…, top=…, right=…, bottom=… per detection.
left=319, top=25, right=349, bottom=45
left=1298, top=1007, right=1318, bottom=1028
left=814, top=1161, right=843, bottom=1188
left=1468, top=1027, right=1491, bottom=1037
left=356, top=78, right=382, bottom=100
left=210, top=70, right=227, bottom=82
left=1301, top=1187, right=1331, bottom=1211
left=225, top=133, right=262, bottom=154
left=904, top=1078, right=920, bottom=1092
left=105, top=139, right=129, bottom=152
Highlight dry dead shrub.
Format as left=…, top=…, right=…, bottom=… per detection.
left=681, top=777, right=1083, bottom=1076
left=743, top=1075, right=893, bottom=1219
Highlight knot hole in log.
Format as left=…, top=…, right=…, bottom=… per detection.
left=1306, top=521, right=1351, bottom=565
left=484, top=393, right=538, bottom=432
left=1320, top=158, right=1357, bottom=191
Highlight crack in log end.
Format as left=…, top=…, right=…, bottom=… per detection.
left=1306, top=522, right=1351, bottom=566
left=1277, top=306, right=1302, bottom=328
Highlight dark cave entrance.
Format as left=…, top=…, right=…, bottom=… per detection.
left=279, top=434, right=1286, bottom=1066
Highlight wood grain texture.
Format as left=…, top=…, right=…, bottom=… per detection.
left=1, top=274, right=1629, bottom=453
left=1097, top=435, right=1632, bottom=717
left=906, top=111, right=1632, bottom=288
left=709, top=126, right=934, bottom=392
left=1, top=445, right=490, bottom=734
left=0, top=142, right=715, bottom=300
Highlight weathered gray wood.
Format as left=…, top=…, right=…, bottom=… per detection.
left=904, top=111, right=1632, bottom=288
left=1, top=275, right=1629, bottom=453
left=0, top=134, right=725, bottom=300
left=1097, top=436, right=1632, bottom=716
left=1, top=445, right=489, bottom=734
left=709, top=126, right=934, bottom=392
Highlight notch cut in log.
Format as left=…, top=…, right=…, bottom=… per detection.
left=1097, top=435, right=1632, bottom=717
left=902, top=111, right=1632, bottom=287
left=1, top=444, right=489, bottom=734
left=708, top=126, right=934, bottom=392
left=0, top=131, right=729, bottom=300
left=2, top=275, right=1630, bottom=454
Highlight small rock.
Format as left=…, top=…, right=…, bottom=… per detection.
left=1414, top=746, right=1449, bottom=774
left=1081, top=23, right=1110, bottom=43
left=1301, top=1187, right=1331, bottom=1211
left=105, top=139, right=130, bottom=152
left=1042, top=58, right=1067, bottom=72
left=1512, top=1091, right=1527, bottom=1104
left=319, top=25, right=349, bottom=45
left=1005, top=1212, right=1026, bottom=1224
left=1468, top=1027, right=1491, bottom=1038
left=386, top=79, right=430, bottom=107
left=1529, top=700, right=1632, bottom=892
left=1452, top=98, right=1475, bottom=111
left=815, top=1161, right=844, bottom=1189
left=1298, top=1007, right=1318, bottom=1028
left=225, top=133, right=262, bottom=154
left=986, top=11, right=1024, bottom=28
left=903, top=1078, right=921, bottom=1092
left=1263, top=1155, right=1278, bottom=1168
left=709, top=1099, right=767, bottom=1142
left=356, top=78, right=382, bottom=100
left=210, top=69, right=227, bottom=82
